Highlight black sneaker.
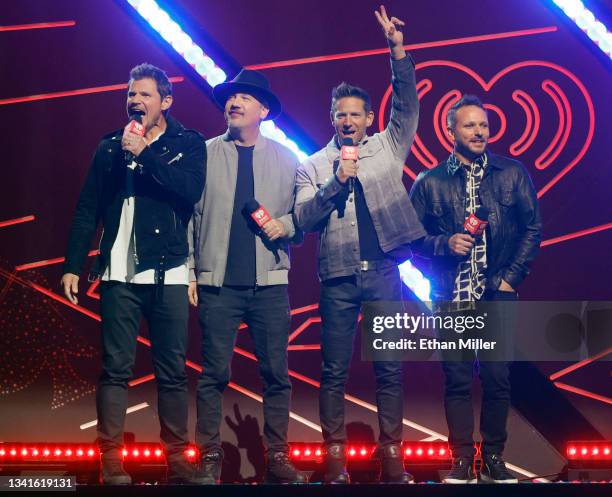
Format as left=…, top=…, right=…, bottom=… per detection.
left=166, top=453, right=196, bottom=484
left=442, top=457, right=477, bottom=484
left=265, top=451, right=307, bottom=484
left=379, top=444, right=414, bottom=483
left=193, top=450, right=223, bottom=485
left=323, top=443, right=350, bottom=484
left=100, top=450, right=132, bottom=485
left=480, top=454, right=518, bottom=483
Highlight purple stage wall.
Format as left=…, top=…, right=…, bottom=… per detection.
left=1, top=0, right=610, bottom=481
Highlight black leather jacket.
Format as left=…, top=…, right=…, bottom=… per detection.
left=64, top=115, right=206, bottom=279
left=409, top=152, right=541, bottom=300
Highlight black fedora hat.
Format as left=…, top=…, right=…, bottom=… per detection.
left=213, top=69, right=281, bottom=120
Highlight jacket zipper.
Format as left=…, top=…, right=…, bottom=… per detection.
left=168, top=152, right=183, bottom=164
left=132, top=210, right=139, bottom=266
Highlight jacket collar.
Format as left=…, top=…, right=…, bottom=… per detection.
left=446, top=150, right=505, bottom=175
left=106, top=114, right=184, bottom=141
left=222, top=129, right=268, bottom=151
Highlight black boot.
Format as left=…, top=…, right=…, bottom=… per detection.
left=323, top=443, right=350, bottom=484
left=193, top=449, right=223, bottom=485
left=100, top=449, right=132, bottom=485
left=265, top=451, right=307, bottom=484
left=166, top=452, right=196, bottom=484
left=378, top=444, right=414, bottom=483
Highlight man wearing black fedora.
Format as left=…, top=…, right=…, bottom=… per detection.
left=188, top=69, right=304, bottom=484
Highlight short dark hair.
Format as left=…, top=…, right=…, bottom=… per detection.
left=331, top=82, right=372, bottom=114
left=446, top=94, right=486, bottom=129
left=129, top=63, right=172, bottom=99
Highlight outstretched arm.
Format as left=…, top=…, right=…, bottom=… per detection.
left=376, top=5, right=419, bottom=169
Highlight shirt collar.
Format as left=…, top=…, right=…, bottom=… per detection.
left=447, top=152, right=488, bottom=175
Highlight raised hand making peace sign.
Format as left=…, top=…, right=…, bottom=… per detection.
left=374, top=4, right=407, bottom=60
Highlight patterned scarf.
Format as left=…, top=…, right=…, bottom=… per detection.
left=449, top=153, right=488, bottom=302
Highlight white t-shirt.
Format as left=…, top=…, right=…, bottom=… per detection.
left=102, top=132, right=188, bottom=285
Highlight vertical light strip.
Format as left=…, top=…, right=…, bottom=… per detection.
left=552, top=0, right=612, bottom=58
left=124, top=0, right=430, bottom=299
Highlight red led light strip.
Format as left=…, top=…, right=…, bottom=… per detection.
left=553, top=382, right=612, bottom=405
left=540, top=222, right=612, bottom=248
left=0, top=444, right=98, bottom=460
left=0, top=267, right=101, bottom=322
left=288, top=442, right=450, bottom=461
left=0, top=21, right=75, bottom=32
left=0, top=215, right=35, bottom=228
left=566, top=441, right=612, bottom=460
left=0, top=77, right=184, bottom=106
left=246, top=26, right=558, bottom=70
left=15, top=250, right=99, bottom=271
left=0, top=443, right=198, bottom=461
left=549, top=346, right=612, bottom=381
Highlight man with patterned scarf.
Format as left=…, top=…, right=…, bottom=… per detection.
left=410, top=94, right=541, bottom=484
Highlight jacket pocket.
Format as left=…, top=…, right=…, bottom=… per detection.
left=426, top=201, right=454, bottom=233
left=495, top=188, right=516, bottom=207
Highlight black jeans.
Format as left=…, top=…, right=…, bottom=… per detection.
left=319, top=264, right=404, bottom=447
left=441, top=289, right=517, bottom=458
left=195, top=285, right=291, bottom=453
left=97, top=282, right=189, bottom=456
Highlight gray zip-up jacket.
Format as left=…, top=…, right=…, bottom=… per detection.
left=189, top=131, right=301, bottom=287
left=294, top=55, right=426, bottom=281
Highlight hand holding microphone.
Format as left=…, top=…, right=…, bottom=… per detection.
left=464, top=206, right=490, bottom=237
left=336, top=137, right=358, bottom=192
left=245, top=199, right=286, bottom=241
left=448, top=206, right=489, bottom=256
left=122, top=114, right=146, bottom=161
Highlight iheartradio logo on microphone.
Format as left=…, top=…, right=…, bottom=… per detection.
left=341, top=144, right=358, bottom=161
left=127, top=120, right=145, bottom=137
left=251, top=207, right=271, bottom=227
left=464, top=212, right=488, bottom=236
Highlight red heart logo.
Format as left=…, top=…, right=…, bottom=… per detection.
left=379, top=60, right=595, bottom=198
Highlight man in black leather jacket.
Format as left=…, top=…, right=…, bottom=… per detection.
left=61, top=64, right=205, bottom=484
left=409, top=95, right=541, bottom=484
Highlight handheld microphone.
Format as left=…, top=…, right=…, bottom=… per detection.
left=125, top=114, right=144, bottom=163
left=464, top=206, right=490, bottom=237
left=245, top=198, right=272, bottom=229
left=340, top=137, right=358, bottom=194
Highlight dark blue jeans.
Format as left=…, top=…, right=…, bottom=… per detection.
left=195, top=284, right=291, bottom=453
left=442, top=289, right=517, bottom=458
left=97, top=282, right=189, bottom=456
left=319, top=264, right=404, bottom=447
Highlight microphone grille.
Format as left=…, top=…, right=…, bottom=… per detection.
left=475, top=206, right=490, bottom=220
left=244, top=198, right=260, bottom=213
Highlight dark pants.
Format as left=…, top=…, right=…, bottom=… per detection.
left=319, top=264, right=404, bottom=447
left=195, top=284, right=291, bottom=453
left=442, top=290, right=517, bottom=458
left=97, top=282, right=189, bottom=456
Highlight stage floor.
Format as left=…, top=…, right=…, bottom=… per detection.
left=72, top=482, right=611, bottom=497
